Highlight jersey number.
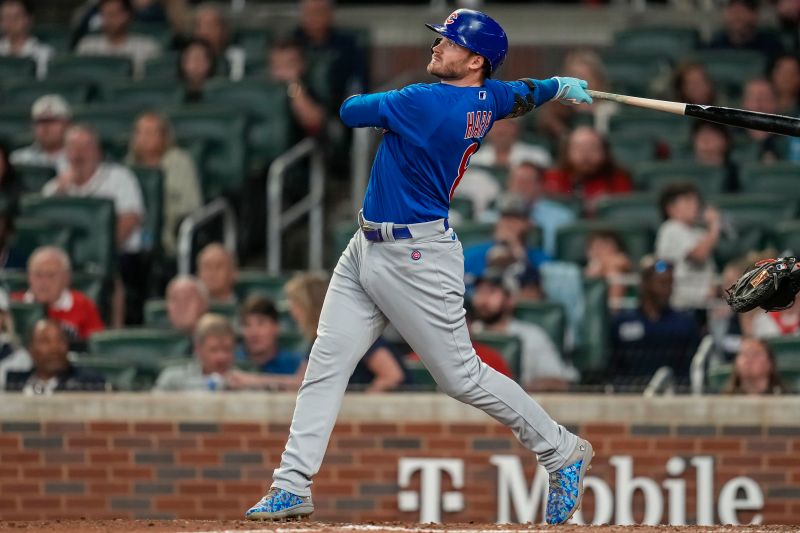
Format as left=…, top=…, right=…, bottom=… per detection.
left=450, top=142, right=479, bottom=200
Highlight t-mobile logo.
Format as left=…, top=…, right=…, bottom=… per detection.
left=397, top=458, right=465, bottom=523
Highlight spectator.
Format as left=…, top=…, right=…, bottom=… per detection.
left=471, top=266, right=577, bottom=391
left=165, top=275, right=209, bottom=335
left=0, top=208, right=24, bottom=270
left=769, top=53, right=800, bottom=113
left=76, top=0, right=162, bottom=78
left=178, top=37, right=216, bottom=103
left=293, top=0, right=367, bottom=102
left=469, top=117, right=552, bottom=170
left=708, top=0, right=784, bottom=60
left=0, top=0, right=52, bottom=78
left=543, top=126, right=632, bottom=214
left=11, top=246, right=104, bottom=344
left=126, top=111, right=202, bottom=254
left=655, top=182, right=720, bottom=311
left=776, top=0, right=800, bottom=51
left=609, top=257, right=701, bottom=387
left=196, top=243, right=237, bottom=304
left=751, top=293, right=800, bottom=337
left=722, top=336, right=788, bottom=394
left=191, top=3, right=244, bottom=80
left=463, top=194, right=549, bottom=283
left=485, top=243, right=545, bottom=302
left=690, top=120, right=737, bottom=190
left=130, top=0, right=167, bottom=23
left=153, top=313, right=236, bottom=391
left=0, top=288, right=31, bottom=388
left=0, top=142, right=21, bottom=211
left=740, top=78, right=783, bottom=161
left=235, top=295, right=302, bottom=374
left=584, top=229, right=632, bottom=306
left=267, top=37, right=326, bottom=139
left=10, top=94, right=71, bottom=173
left=672, top=61, right=716, bottom=106
left=5, top=319, right=108, bottom=394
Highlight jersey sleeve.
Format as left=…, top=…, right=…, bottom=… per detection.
left=488, top=78, right=560, bottom=120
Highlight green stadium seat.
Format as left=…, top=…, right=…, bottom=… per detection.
left=235, top=271, right=289, bottom=301
left=609, top=110, right=690, bottom=144
left=70, top=355, right=139, bottom=391
left=47, top=55, right=132, bottom=83
left=9, top=301, right=45, bottom=339
left=766, top=337, right=800, bottom=367
left=21, top=195, right=116, bottom=277
left=88, top=328, right=191, bottom=360
left=710, top=194, right=796, bottom=228
left=329, top=222, right=358, bottom=267
left=203, top=80, right=292, bottom=170
left=771, top=219, right=800, bottom=255
left=472, top=331, right=522, bottom=382
left=513, top=300, right=566, bottom=354
left=691, top=50, right=767, bottom=99
left=100, top=79, right=182, bottom=107
left=0, top=270, right=26, bottom=292
left=403, top=358, right=437, bottom=390
left=573, top=277, right=609, bottom=379
left=167, top=106, right=246, bottom=200
left=130, top=166, right=164, bottom=252
left=129, top=21, right=174, bottom=49
left=0, top=107, right=30, bottom=148
left=594, top=193, right=660, bottom=227
left=738, top=162, right=800, bottom=197
left=612, top=27, right=699, bottom=60
left=607, top=133, right=657, bottom=168
left=455, top=221, right=494, bottom=248
left=143, top=52, right=178, bottom=80
left=278, top=330, right=308, bottom=354
left=236, top=27, right=272, bottom=64
left=449, top=196, right=474, bottom=221
left=0, top=57, right=36, bottom=80
left=469, top=164, right=507, bottom=186
left=143, top=299, right=169, bottom=327
left=555, top=220, right=654, bottom=263
left=71, top=271, right=108, bottom=316
left=71, top=105, right=138, bottom=146
left=714, top=227, right=765, bottom=269
left=632, top=161, right=727, bottom=196
left=32, top=25, right=72, bottom=52
left=707, top=363, right=732, bottom=391
left=209, top=301, right=238, bottom=321
left=602, top=50, right=669, bottom=96
left=8, top=217, right=72, bottom=263
left=2, top=79, right=92, bottom=106
left=12, top=164, right=56, bottom=194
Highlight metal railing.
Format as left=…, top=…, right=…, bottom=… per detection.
left=176, top=198, right=237, bottom=276
left=267, top=137, right=325, bottom=275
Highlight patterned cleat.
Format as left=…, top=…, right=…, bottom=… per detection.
left=245, top=487, right=315, bottom=520
left=545, top=439, right=594, bottom=525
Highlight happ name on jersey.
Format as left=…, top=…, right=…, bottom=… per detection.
left=464, top=110, right=492, bottom=139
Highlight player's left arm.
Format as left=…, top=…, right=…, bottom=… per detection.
left=339, top=92, right=385, bottom=128
left=496, top=77, right=593, bottom=119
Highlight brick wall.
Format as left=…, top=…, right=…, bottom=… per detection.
left=0, top=394, right=798, bottom=524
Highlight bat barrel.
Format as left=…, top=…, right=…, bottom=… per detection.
left=685, top=104, right=800, bottom=137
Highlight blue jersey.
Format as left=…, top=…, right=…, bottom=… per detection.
left=339, top=78, right=559, bottom=224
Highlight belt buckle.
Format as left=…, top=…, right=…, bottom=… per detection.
left=360, top=222, right=373, bottom=233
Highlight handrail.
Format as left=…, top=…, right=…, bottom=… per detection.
left=690, top=334, right=716, bottom=395
left=176, top=197, right=237, bottom=275
left=267, top=137, right=325, bottom=274
left=644, top=366, right=675, bottom=397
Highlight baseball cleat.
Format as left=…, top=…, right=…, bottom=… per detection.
left=245, top=487, right=314, bottom=520
left=545, top=438, right=594, bottom=525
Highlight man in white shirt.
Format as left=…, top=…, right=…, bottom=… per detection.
left=10, top=94, right=71, bottom=173
left=75, top=0, right=161, bottom=78
left=0, top=0, right=52, bottom=78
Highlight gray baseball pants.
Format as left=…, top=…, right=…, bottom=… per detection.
left=272, top=217, right=577, bottom=496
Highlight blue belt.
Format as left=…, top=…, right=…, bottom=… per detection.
left=361, top=219, right=449, bottom=242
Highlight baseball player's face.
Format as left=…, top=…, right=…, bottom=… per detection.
left=427, top=37, right=474, bottom=80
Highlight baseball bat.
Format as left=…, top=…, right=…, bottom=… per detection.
left=587, top=89, right=800, bottom=137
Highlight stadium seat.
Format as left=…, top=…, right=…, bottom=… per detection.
left=32, top=25, right=72, bottom=53
left=100, top=79, right=182, bottom=107
left=129, top=21, right=174, bottom=49
left=404, top=358, right=437, bottom=390
left=2, top=79, right=92, bottom=106
left=72, top=105, right=138, bottom=147
left=0, top=107, right=30, bottom=148
left=88, top=328, right=191, bottom=360
left=143, top=299, right=169, bottom=327
left=468, top=164, right=507, bottom=186
left=632, top=161, right=727, bottom=196
left=449, top=196, right=474, bottom=221
left=472, top=331, right=522, bottom=382
left=71, top=271, right=108, bottom=318
left=278, top=330, right=307, bottom=354
left=0, top=270, right=26, bottom=292
left=454, top=221, right=495, bottom=248
left=143, top=51, right=178, bottom=80
left=771, top=219, right=800, bottom=255
left=573, top=277, right=609, bottom=379
left=607, top=132, right=657, bottom=168
left=70, top=355, right=139, bottom=391
left=710, top=194, right=796, bottom=228
left=9, top=301, right=45, bottom=339
left=609, top=110, right=689, bottom=145
left=691, top=50, right=767, bottom=100
left=47, top=55, right=133, bottom=83
left=8, top=217, right=72, bottom=263
left=20, top=196, right=116, bottom=277
left=766, top=337, right=800, bottom=367
left=235, top=271, right=289, bottom=301
left=0, top=57, right=36, bottom=80
left=706, top=363, right=731, bottom=391
left=513, top=300, right=566, bottom=354
left=594, top=193, right=660, bottom=227
left=555, top=221, right=654, bottom=263
left=167, top=106, right=246, bottom=200
left=329, top=222, right=358, bottom=267
left=612, top=26, right=699, bottom=61
left=738, top=162, right=800, bottom=197
left=602, top=50, right=669, bottom=96
left=203, top=80, right=292, bottom=171
left=714, top=227, right=766, bottom=270
left=130, top=166, right=164, bottom=252
left=209, top=301, right=238, bottom=321
left=12, top=164, right=56, bottom=194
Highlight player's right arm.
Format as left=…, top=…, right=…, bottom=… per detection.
left=490, top=77, right=592, bottom=119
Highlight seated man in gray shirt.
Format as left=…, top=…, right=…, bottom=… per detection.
left=10, top=94, right=71, bottom=173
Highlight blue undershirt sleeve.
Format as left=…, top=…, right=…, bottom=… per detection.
left=493, top=77, right=561, bottom=119
left=339, top=92, right=386, bottom=128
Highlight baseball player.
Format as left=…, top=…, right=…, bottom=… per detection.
left=246, top=9, right=594, bottom=525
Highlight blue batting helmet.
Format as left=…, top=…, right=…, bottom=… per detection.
left=425, top=9, right=508, bottom=73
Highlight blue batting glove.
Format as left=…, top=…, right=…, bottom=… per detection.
left=551, top=77, right=592, bottom=105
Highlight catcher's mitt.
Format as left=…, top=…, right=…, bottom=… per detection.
left=725, top=257, right=800, bottom=313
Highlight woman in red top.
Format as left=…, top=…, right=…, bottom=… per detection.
left=543, top=126, right=631, bottom=214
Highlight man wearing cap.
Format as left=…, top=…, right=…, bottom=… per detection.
left=10, top=94, right=71, bottom=173
left=472, top=265, right=578, bottom=392
left=0, top=0, right=53, bottom=78
left=463, top=193, right=549, bottom=284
